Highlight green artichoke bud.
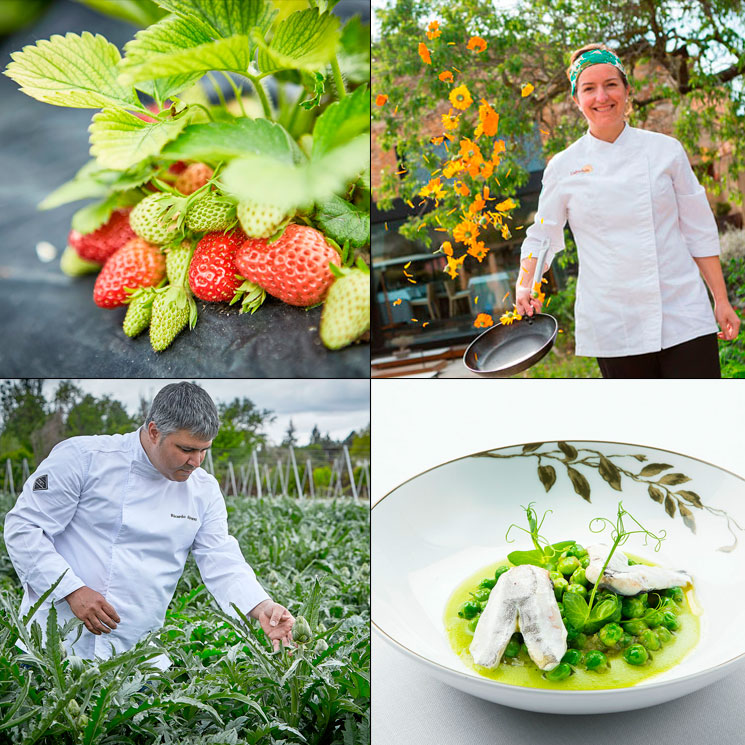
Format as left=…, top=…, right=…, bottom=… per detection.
left=314, top=639, right=329, bottom=653
left=292, top=616, right=312, bottom=644
left=76, top=714, right=89, bottom=729
left=66, top=699, right=80, bottom=717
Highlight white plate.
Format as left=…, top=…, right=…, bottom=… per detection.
left=372, top=440, right=745, bottom=714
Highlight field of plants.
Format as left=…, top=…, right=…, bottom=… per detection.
left=0, top=492, right=369, bottom=744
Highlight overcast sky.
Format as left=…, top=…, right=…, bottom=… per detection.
left=38, top=379, right=369, bottom=446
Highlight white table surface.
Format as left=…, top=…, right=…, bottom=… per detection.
left=371, top=378, right=745, bottom=744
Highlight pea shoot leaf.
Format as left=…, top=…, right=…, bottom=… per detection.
left=5, top=32, right=139, bottom=109
left=505, top=549, right=543, bottom=566
left=313, top=195, right=369, bottom=248
left=562, top=591, right=589, bottom=632
left=256, top=8, right=340, bottom=74
left=161, top=117, right=297, bottom=163
left=90, top=107, right=191, bottom=169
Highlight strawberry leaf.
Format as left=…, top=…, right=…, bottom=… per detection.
left=161, top=117, right=297, bottom=163
left=90, top=107, right=191, bottom=170
left=312, top=84, right=369, bottom=159
left=154, top=0, right=276, bottom=40
left=4, top=31, right=139, bottom=109
left=74, top=0, right=168, bottom=28
left=70, top=191, right=140, bottom=234
left=313, top=195, right=369, bottom=248
left=255, top=8, right=340, bottom=74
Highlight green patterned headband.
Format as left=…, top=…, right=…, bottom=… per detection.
left=569, top=49, right=626, bottom=96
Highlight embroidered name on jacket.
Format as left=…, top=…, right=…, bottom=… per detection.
left=171, top=513, right=197, bottom=521
left=570, top=164, right=593, bottom=176
left=33, top=475, right=48, bottom=491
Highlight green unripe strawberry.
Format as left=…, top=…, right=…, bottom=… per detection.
left=149, top=286, right=197, bottom=352
left=186, top=193, right=237, bottom=233
left=165, top=241, right=194, bottom=285
left=60, top=245, right=101, bottom=276
left=130, top=193, right=183, bottom=245
left=237, top=200, right=294, bottom=239
left=122, top=287, right=157, bottom=337
left=320, top=265, right=370, bottom=350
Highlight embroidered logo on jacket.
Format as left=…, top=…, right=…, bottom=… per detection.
left=33, top=475, right=48, bottom=491
left=171, top=513, right=197, bottom=521
left=570, top=164, right=593, bottom=175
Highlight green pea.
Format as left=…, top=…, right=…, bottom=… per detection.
left=656, top=627, right=673, bottom=644
left=504, top=640, right=520, bottom=657
left=553, top=577, right=569, bottom=600
left=562, top=648, right=583, bottom=666
left=467, top=617, right=480, bottom=632
left=569, top=567, right=588, bottom=587
left=567, top=543, right=588, bottom=558
left=544, top=663, right=572, bottom=681
left=661, top=611, right=681, bottom=631
left=623, top=619, right=648, bottom=636
left=597, top=622, right=624, bottom=647
left=618, top=633, right=634, bottom=649
left=565, top=583, right=588, bottom=598
left=666, top=586, right=685, bottom=604
left=479, top=578, right=497, bottom=590
left=472, top=588, right=491, bottom=603
left=643, top=610, right=662, bottom=628
left=558, top=556, right=581, bottom=575
left=639, top=629, right=661, bottom=651
left=585, top=650, right=608, bottom=671
left=624, top=644, right=649, bottom=666
left=568, top=632, right=589, bottom=650
left=658, top=597, right=679, bottom=614
left=495, top=566, right=510, bottom=582
left=622, top=597, right=646, bottom=619
left=458, top=601, right=480, bottom=620
left=548, top=571, right=563, bottom=582
left=543, top=561, right=557, bottom=572
left=556, top=601, right=564, bottom=615
left=580, top=556, right=590, bottom=568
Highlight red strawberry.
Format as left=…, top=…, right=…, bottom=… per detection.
left=68, top=208, right=136, bottom=264
left=175, top=162, right=213, bottom=195
left=188, top=230, right=246, bottom=302
left=93, top=238, right=166, bottom=308
left=234, top=224, right=340, bottom=307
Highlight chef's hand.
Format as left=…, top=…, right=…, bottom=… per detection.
left=516, top=287, right=543, bottom=317
left=250, top=599, right=294, bottom=651
left=65, top=586, right=120, bottom=635
left=715, top=301, right=740, bottom=341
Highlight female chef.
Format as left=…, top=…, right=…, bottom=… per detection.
left=515, top=43, right=740, bottom=378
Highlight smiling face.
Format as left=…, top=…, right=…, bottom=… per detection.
left=573, top=63, right=629, bottom=135
left=142, top=422, right=212, bottom=481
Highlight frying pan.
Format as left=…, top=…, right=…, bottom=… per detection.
left=463, top=244, right=558, bottom=377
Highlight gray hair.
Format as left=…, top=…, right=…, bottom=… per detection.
left=145, top=382, right=220, bottom=440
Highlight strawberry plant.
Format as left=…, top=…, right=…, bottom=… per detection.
left=4, top=0, right=370, bottom=352
left=0, top=493, right=370, bottom=744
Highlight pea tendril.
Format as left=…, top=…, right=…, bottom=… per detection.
left=505, top=502, right=553, bottom=553
left=584, top=501, right=667, bottom=622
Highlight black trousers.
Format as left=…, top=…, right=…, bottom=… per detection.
left=596, top=333, right=721, bottom=379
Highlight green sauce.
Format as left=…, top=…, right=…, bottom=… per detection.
left=444, top=558, right=701, bottom=690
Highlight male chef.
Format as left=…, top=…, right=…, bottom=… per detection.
left=4, top=381, right=293, bottom=664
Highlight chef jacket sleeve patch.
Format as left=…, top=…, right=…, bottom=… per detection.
left=32, top=475, right=48, bottom=491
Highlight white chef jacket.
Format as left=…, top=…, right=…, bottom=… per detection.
left=520, top=124, right=719, bottom=357
left=4, top=429, right=270, bottom=666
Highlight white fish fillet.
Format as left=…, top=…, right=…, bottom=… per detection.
left=584, top=544, right=692, bottom=596
left=470, top=565, right=567, bottom=671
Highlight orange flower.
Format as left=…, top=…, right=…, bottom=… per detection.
left=474, top=100, right=499, bottom=138
left=439, top=70, right=454, bottom=83
left=453, top=219, right=480, bottom=244
left=474, top=313, right=494, bottom=328
left=392, top=298, right=402, bottom=306
left=455, top=181, right=470, bottom=197
left=459, top=137, right=482, bottom=162
left=426, top=20, right=441, bottom=40
left=501, top=223, right=512, bottom=240
left=375, top=94, right=388, bottom=107
left=442, top=110, right=460, bottom=130
left=493, top=140, right=506, bottom=159
left=469, top=192, right=486, bottom=215
left=442, top=160, right=462, bottom=178
left=419, top=177, right=446, bottom=201
left=430, top=136, right=445, bottom=146
left=466, top=158, right=483, bottom=179
left=467, top=240, right=489, bottom=262
left=418, top=42, right=432, bottom=65
left=495, top=197, right=516, bottom=212
left=467, top=36, right=487, bottom=53
left=449, top=84, right=473, bottom=111
left=444, top=253, right=466, bottom=279
left=441, top=241, right=454, bottom=256
left=480, top=161, right=494, bottom=179
left=521, top=82, right=535, bottom=97
left=500, top=310, right=522, bottom=326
